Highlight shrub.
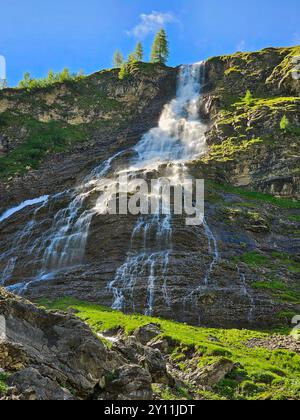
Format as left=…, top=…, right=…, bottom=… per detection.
left=280, top=115, right=289, bottom=131
left=244, top=90, right=253, bottom=106
left=118, top=63, right=130, bottom=80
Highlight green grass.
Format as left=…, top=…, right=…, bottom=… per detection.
left=0, top=116, right=86, bottom=178
left=224, top=67, right=242, bottom=76
left=0, top=373, right=9, bottom=396
left=210, top=181, right=300, bottom=209
left=236, top=251, right=270, bottom=267
left=288, top=215, right=300, bottom=222
left=37, top=297, right=300, bottom=400
left=203, top=137, right=263, bottom=162
left=234, top=250, right=300, bottom=275
left=253, top=280, right=300, bottom=304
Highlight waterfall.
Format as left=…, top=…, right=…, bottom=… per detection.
left=0, top=195, right=49, bottom=224
left=237, top=266, right=255, bottom=323
left=203, top=219, right=220, bottom=285
left=108, top=63, right=209, bottom=315
left=0, top=63, right=222, bottom=318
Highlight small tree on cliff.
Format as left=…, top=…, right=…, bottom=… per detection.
left=113, top=50, right=124, bottom=68
left=134, top=42, right=144, bottom=61
left=18, top=72, right=32, bottom=89
left=150, top=29, right=169, bottom=65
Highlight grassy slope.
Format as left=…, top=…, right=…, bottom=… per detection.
left=0, top=114, right=87, bottom=177
left=39, top=297, right=300, bottom=400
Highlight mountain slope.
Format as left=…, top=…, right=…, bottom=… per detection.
left=0, top=47, right=299, bottom=329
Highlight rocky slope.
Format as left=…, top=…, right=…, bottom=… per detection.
left=1, top=290, right=299, bottom=401
left=0, top=48, right=300, bottom=329
left=0, top=288, right=170, bottom=400
left=200, top=46, right=300, bottom=197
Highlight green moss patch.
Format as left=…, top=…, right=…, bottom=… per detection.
left=0, top=372, right=9, bottom=396
left=0, top=115, right=87, bottom=178
left=210, top=182, right=300, bottom=209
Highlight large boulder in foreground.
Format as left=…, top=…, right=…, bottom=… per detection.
left=0, top=288, right=153, bottom=400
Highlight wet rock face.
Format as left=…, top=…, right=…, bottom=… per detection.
left=17, top=191, right=299, bottom=330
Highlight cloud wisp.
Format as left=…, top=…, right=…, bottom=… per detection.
left=236, top=40, right=246, bottom=52
left=127, top=11, right=177, bottom=39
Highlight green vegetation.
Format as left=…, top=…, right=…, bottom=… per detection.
left=150, top=29, right=169, bottom=65
left=280, top=114, right=290, bottom=131
left=152, top=384, right=192, bottom=400
left=203, top=137, right=262, bottom=162
left=113, top=50, right=124, bottom=68
left=18, top=68, right=85, bottom=91
left=224, top=66, right=242, bottom=76
left=134, top=42, right=144, bottom=61
left=210, top=182, right=300, bottom=209
left=37, top=297, right=300, bottom=400
left=236, top=251, right=269, bottom=267
left=0, top=116, right=86, bottom=178
left=0, top=372, right=9, bottom=396
left=116, top=28, right=170, bottom=79
left=234, top=250, right=300, bottom=275
left=253, top=280, right=300, bottom=304
left=244, top=90, right=253, bottom=107
left=118, top=42, right=146, bottom=79
left=218, top=96, right=300, bottom=122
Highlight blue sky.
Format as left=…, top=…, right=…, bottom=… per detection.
left=1, top=0, right=300, bottom=86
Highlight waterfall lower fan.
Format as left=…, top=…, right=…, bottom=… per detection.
left=0, top=63, right=224, bottom=319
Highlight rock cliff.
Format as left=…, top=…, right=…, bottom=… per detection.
left=0, top=48, right=299, bottom=329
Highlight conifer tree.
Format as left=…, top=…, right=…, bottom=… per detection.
left=150, top=29, right=169, bottom=65
left=113, top=50, right=124, bottom=68
left=128, top=52, right=137, bottom=64
left=135, top=42, right=144, bottom=61
left=18, top=72, right=31, bottom=89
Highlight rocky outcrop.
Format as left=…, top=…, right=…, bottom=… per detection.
left=202, top=46, right=300, bottom=198
left=246, top=335, right=300, bottom=354
left=187, top=358, right=234, bottom=388
left=1, top=292, right=244, bottom=400
left=0, top=289, right=173, bottom=400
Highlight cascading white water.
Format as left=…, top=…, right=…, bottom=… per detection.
left=0, top=63, right=221, bottom=317
left=237, top=266, right=255, bottom=322
left=108, top=63, right=210, bottom=314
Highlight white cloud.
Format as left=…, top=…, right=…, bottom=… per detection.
left=293, top=33, right=300, bottom=45
left=0, top=55, right=6, bottom=79
left=236, top=40, right=246, bottom=52
left=127, top=11, right=177, bottom=38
